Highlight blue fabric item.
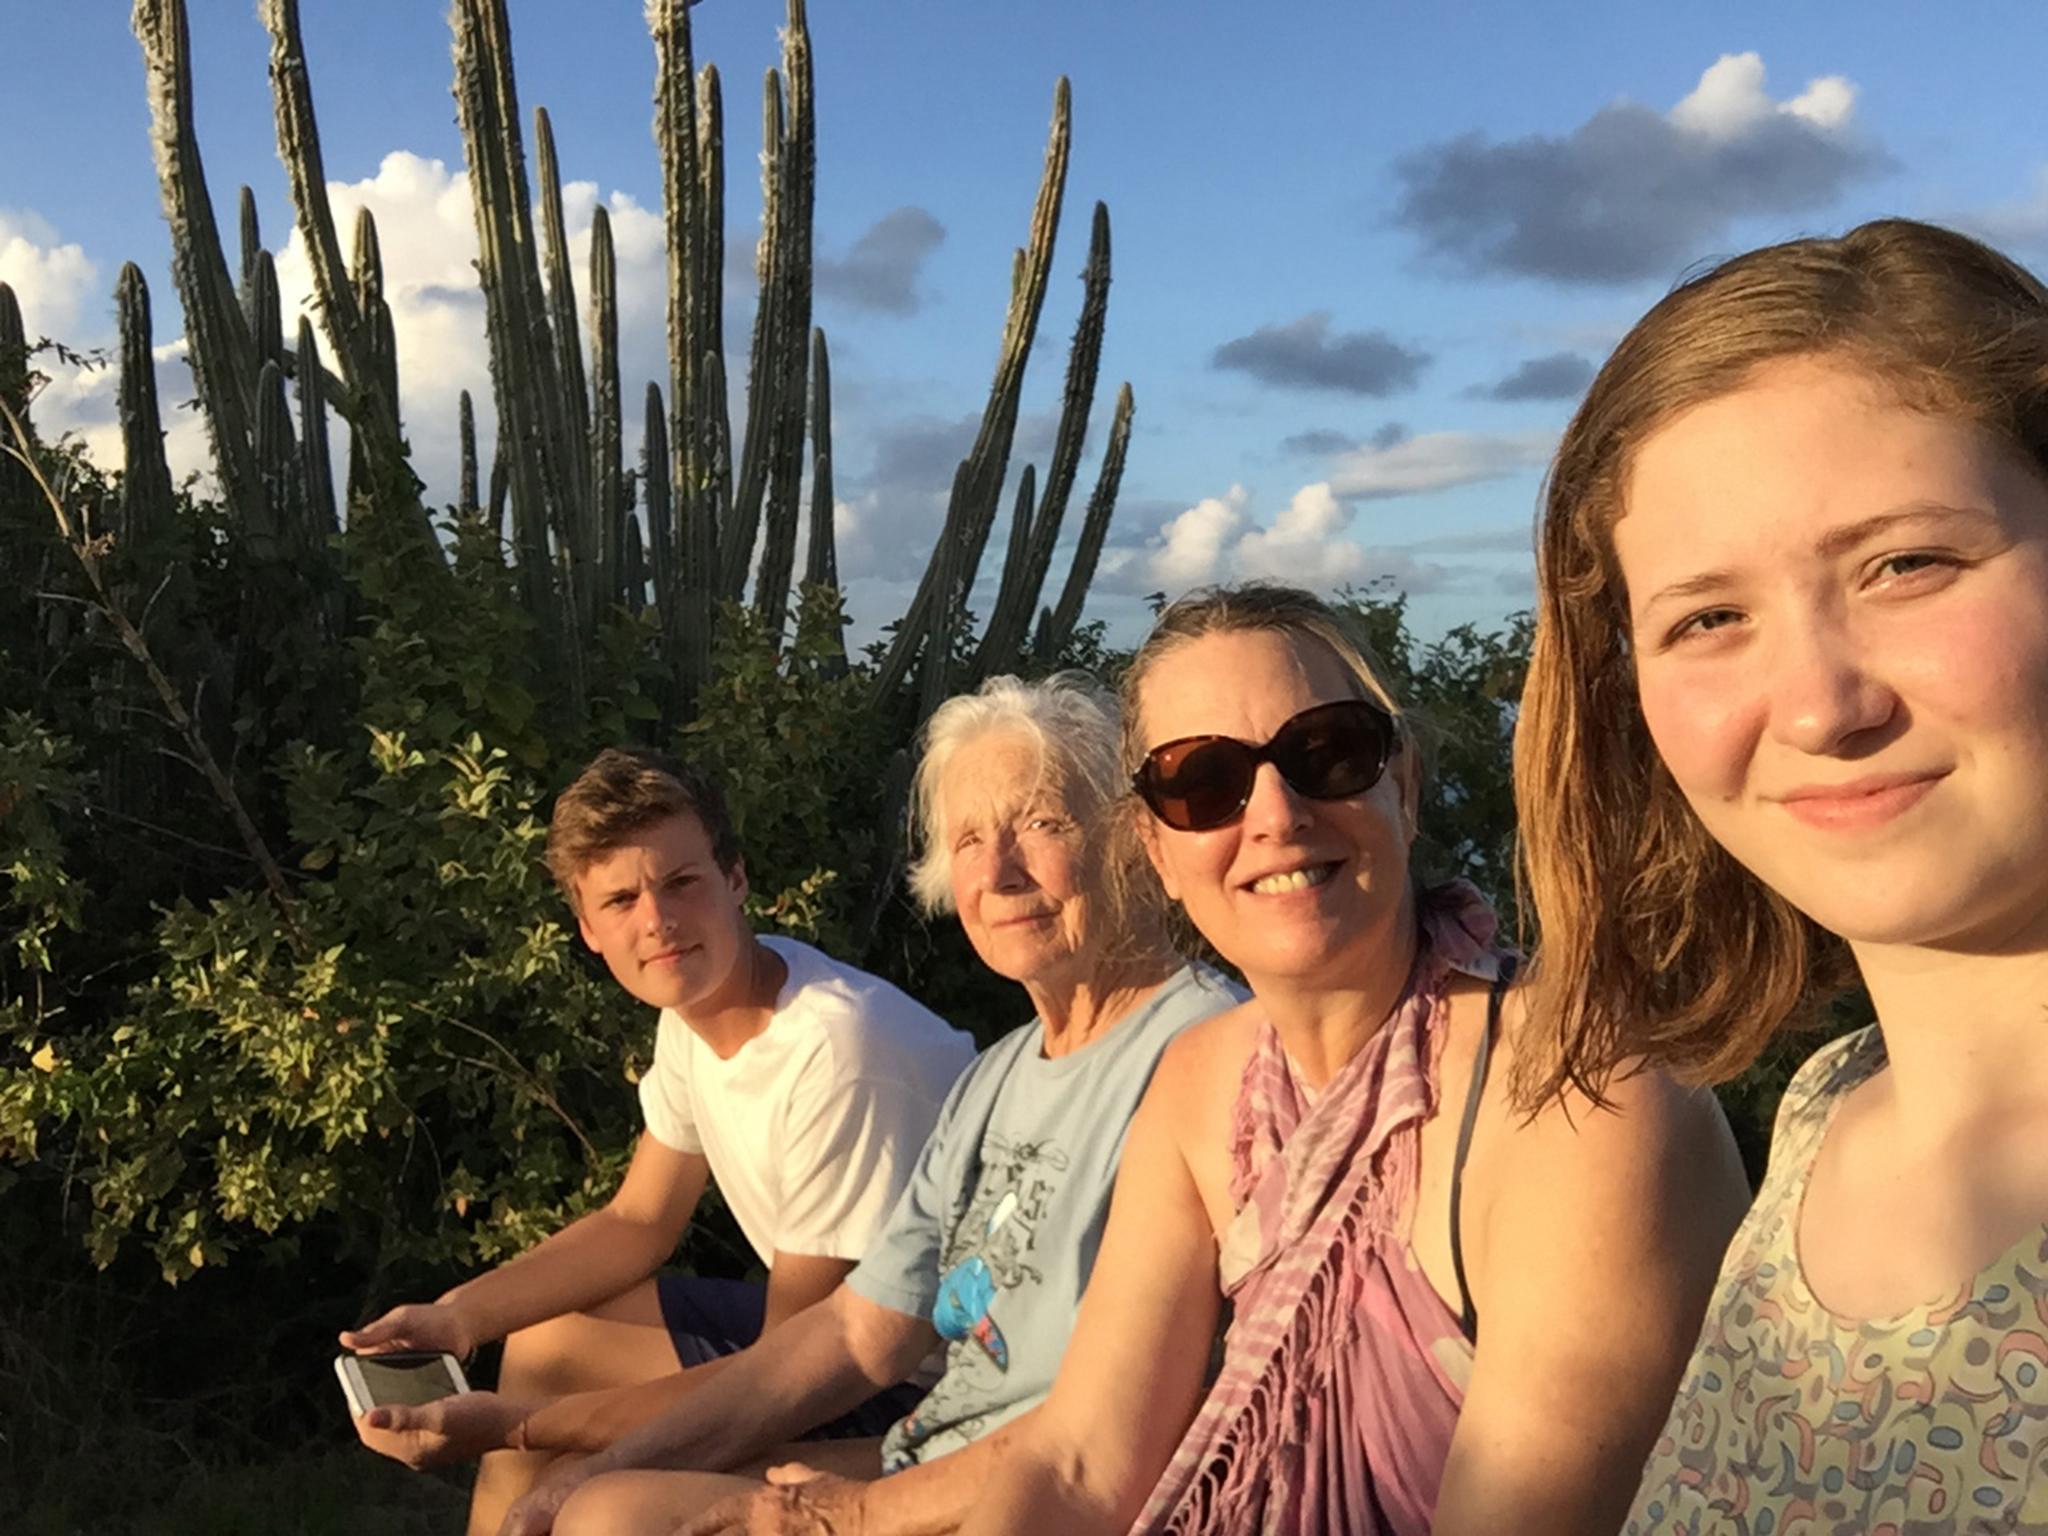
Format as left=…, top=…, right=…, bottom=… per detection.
left=845, top=965, right=1243, bottom=1469
left=654, top=1273, right=766, bottom=1368
left=653, top=1273, right=922, bottom=1440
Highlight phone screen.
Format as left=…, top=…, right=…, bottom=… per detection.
left=351, top=1353, right=464, bottom=1408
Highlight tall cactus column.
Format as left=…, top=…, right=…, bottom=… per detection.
left=872, top=78, right=1073, bottom=707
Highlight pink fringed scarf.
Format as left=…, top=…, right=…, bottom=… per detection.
left=1133, top=882, right=1508, bottom=1536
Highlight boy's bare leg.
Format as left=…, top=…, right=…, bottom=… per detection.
left=467, top=1279, right=681, bottom=1536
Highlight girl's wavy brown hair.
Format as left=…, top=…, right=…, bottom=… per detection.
left=1518, top=218, right=2048, bottom=1102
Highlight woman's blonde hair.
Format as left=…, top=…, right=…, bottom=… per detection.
left=1518, top=218, right=2048, bottom=1099
left=1112, top=583, right=1416, bottom=964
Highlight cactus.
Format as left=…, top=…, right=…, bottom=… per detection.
left=917, top=494, right=966, bottom=727
left=649, top=0, right=713, bottom=709
left=257, top=0, right=434, bottom=553
left=114, top=264, right=175, bottom=545
left=695, top=63, right=730, bottom=535
left=720, top=68, right=785, bottom=600
left=622, top=508, right=647, bottom=614
left=247, top=248, right=284, bottom=373
left=642, top=381, right=674, bottom=612
left=803, top=327, right=836, bottom=591
left=457, top=389, right=480, bottom=520
left=343, top=209, right=400, bottom=513
left=105, top=0, right=1129, bottom=779
left=756, top=10, right=816, bottom=641
left=238, top=185, right=262, bottom=295
left=972, top=199, right=1112, bottom=679
left=0, top=283, right=27, bottom=420
left=296, top=316, right=338, bottom=543
left=985, top=461, right=1038, bottom=669
left=588, top=205, right=625, bottom=610
left=487, top=412, right=510, bottom=545
left=871, top=78, right=1073, bottom=704
left=133, top=0, right=265, bottom=529
left=252, top=358, right=297, bottom=557
left=534, top=107, right=591, bottom=512
left=1038, top=380, right=1133, bottom=660
left=451, top=0, right=579, bottom=650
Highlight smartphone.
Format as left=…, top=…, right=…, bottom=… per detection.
left=334, top=1350, right=472, bottom=1416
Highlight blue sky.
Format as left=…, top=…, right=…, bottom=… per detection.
left=7, top=0, right=2048, bottom=646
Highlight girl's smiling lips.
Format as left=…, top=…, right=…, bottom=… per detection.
left=1772, top=770, right=1948, bottom=830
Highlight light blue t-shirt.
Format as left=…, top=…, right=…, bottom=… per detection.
left=846, top=963, right=1243, bottom=1468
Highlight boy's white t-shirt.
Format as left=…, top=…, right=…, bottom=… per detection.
left=638, top=936, right=975, bottom=1269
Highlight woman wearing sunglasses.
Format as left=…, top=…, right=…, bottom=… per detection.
left=1517, top=220, right=2048, bottom=1533
left=957, top=584, right=1749, bottom=1536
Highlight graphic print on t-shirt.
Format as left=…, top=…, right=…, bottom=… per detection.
left=899, top=1132, right=1070, bottom=1453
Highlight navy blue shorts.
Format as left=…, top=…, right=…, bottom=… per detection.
left=655, top=1274, right=925, bottom=1441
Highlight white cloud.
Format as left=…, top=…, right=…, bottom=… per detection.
left=1669, top=53, right=1856, bottom=139
left=1097, top=467, right=1544, bottom=600
left=0, top=209, right=210, bottom=487
left=1234, top=482, right=1367, bottom=582
left=1327, top=429, right=1555, bottom=500
left=1149, top=485, right=1250, bottom=588
left=0, top=208, right=98, bottom=340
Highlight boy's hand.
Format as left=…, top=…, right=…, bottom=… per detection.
left=340, top=1300, right=476, bottom=1358
left=354, top=1389, right=527, bottom=1470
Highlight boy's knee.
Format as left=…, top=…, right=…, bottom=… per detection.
left=497, top=1313, right=577, bottom=1399
left=554, top=1472, right=688, bottom=1536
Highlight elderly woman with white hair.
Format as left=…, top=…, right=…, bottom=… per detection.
left=502, top=673, right=1241, bottom=1536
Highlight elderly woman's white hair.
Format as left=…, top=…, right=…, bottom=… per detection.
left=907, top=672, right=1127, bottom=915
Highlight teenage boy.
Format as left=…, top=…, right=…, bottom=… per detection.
left=344, top=747, right=973, bottom=1535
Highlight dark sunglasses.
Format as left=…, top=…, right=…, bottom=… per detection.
left=1132, top=698, right=1400, bottom=833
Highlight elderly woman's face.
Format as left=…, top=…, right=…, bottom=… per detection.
left=941, top=730, right=1100, bottom=991
left=1137, top=628, right=1417, bottom=990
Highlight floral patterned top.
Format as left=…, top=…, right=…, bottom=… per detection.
left=1628, top=1027, right=2048, bottom=1535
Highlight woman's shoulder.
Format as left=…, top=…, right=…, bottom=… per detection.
left=1475, top=976, right=1746, bottom=1185
left=1149, top=999, right=1263, bottom=1104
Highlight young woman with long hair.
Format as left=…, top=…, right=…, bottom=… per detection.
left=1517, top=218, right=2048, bottom=1531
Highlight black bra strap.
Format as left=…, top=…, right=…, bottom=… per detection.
left=1450, top=955, right=1517, bottom=1345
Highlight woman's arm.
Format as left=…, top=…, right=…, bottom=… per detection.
left=498, top=1285, right=938, bottom=1534
left=955, top=1051, right=1225, bottom=1536
left=1433, top=1065, right=1749, bottom=1536
left=678, top=1412, right=1039, bottom=1536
